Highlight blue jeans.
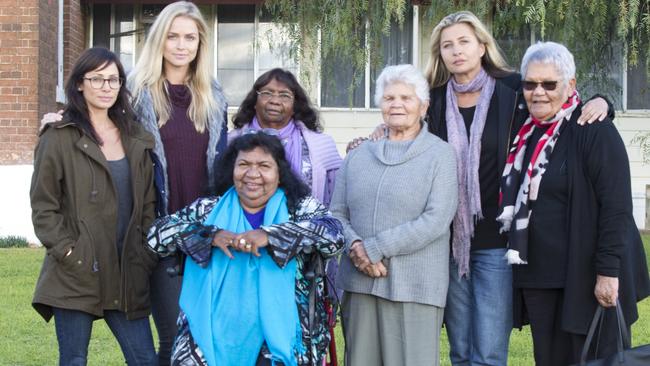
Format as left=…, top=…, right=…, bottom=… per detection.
left=444, top=248, right=513, bottom=366
left=150, top=256, right=182, bottom=366
left=53, top=307, right=157, bottom=366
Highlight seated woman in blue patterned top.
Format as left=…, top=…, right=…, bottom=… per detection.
left=147, top=132, right=345, bottom=366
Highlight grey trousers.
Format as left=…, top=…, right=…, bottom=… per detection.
left=342, top=292, right=444, bottom=366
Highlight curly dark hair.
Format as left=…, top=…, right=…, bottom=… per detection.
left=213, top=132, right=311, bottom=213
left=232, top=68, right=322, bottom=132
left=63, top=47, right=135, bottom=144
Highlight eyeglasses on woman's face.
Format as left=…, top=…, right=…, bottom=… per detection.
left=83, top=76, right=123, bottom=90
left=522, top=80, right=559, bottom=91
left=256, top=90, right=294, bottom=103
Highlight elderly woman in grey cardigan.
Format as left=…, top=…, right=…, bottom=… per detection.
left=331, top=64, right=458, bottom=366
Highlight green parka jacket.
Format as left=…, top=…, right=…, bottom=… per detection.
left=30, top=119, right=158, bottom=321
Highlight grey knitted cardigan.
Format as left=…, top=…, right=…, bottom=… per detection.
left=331, top=123, right=458, bottom=307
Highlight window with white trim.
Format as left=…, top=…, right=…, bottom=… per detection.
left=90, top=4, right=135, bottom=73
left=215, top=5, right=297, bottom=106
left=320, top=7, right=414, bottom=108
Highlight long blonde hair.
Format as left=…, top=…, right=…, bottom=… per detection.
left=130, top=1, right=215, bottom=132
left=424, top=11, right=511, bottom=88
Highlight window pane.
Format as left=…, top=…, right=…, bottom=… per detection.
left=257, top=22, right=298, bottom=77
left=92, top=4, right=111, bottom=48
left=370, top=8, right=413, bottom=107
left=217, top=5, right=255, bottom=106
left=495, top=26, right=530, bottom=72
left=321, top=9, right=413, bottom=108
left=113, top=5, right=134, bottom=72
left=320, top=55, right=366, bottom=108
left=627, top=52, right=649, bottom=109
left=580, top=43, right=624, bottom=110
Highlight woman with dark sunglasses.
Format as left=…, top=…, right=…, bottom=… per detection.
left=424, top=11, right=611, bottom=366
left=497, top=41, right=650, bottom=365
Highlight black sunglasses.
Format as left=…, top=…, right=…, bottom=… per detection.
left=522, top=80, right=559, bottom=91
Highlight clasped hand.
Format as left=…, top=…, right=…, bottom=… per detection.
left=211, top=229, right=269, bottom=258
left=349, top=240, right=388, bottom=278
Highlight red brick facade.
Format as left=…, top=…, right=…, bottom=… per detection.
left=0, top=0, right=84, bottom=164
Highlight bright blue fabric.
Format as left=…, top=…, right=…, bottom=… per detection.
left=179, top=187, right=301, bottom=366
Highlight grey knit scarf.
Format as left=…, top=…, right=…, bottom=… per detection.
left=446, top=68, right=495, bottom=277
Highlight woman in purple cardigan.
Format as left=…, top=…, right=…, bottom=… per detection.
left=229, top=69, right=342, bottom=362
left=229, top=69, right=342, bottom=207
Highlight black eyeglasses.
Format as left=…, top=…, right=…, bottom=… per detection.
left=522, top=80, right=559, bottom=91
left=83, top=76, right=123, bottom=90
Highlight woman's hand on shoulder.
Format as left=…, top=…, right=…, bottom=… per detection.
left=345, top=123, right=387, bottom=153
left=40, top=110, right=64, bottom=131
left=346, top=137, right=368, bottom=153
left=577, top=98, right=608, bottom=125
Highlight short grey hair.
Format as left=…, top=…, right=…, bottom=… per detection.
left=520, top=41, right=576, bottom=82
left=374, top=64, right=430, bottom=107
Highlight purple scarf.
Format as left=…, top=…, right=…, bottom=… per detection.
left=251, top=117, right=303, bottom=177
left=446, top=68, right=496, bottom=277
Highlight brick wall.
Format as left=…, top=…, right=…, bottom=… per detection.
left=63, top=0, right=84, bottom=79
left=38, top=0, right=59, bottom=149
left=0, top=0, right=39, bottom=164
left=0, top=0, right=85, bottom=164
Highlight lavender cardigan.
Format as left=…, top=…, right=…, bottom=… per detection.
left=229, top=121, right=342, bottom=205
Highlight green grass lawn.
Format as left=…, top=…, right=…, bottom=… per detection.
left=2, top=235, right=649, bottom=365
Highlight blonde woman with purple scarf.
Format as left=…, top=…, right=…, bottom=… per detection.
left=423, top=11, right=611, bottom=366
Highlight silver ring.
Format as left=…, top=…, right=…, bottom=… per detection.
left=245, top=243, right=252, bottom=250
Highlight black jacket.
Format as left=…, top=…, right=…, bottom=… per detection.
left=427, top=72, right=529, bottom=176
left=514, top=108, right=650, bottom=333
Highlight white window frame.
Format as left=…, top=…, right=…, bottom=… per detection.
left=318, top=5, right=420, bottom=111
left=214, top=4, right=301, bottom=97
left=621, top=55, right=650, bottom=113
left=56, top=0, right=65, bottom=103
left=87, top=4, right=137, bottom=70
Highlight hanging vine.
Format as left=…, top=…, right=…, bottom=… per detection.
left=264, top=0, right=649, bottom=91
left=264, top=0, right=649, bottom=161
left=263, top=0, right=408, bottom=93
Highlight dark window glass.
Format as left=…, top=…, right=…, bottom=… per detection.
left=217, top=5, right=255, bottom=105
left=321, top=9, right=413, bottom=108
left=627, top=52, right=649, bottom=109
left=320, top=56, right=366, bottom=108
left=92, top=4, right=111, bottom=48
left=113, top=5, right=134, bottom=72
left=370, top=8, right=413, bottom=107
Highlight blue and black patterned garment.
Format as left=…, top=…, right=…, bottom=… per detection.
left=147, top=195, right=344, bottom=366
